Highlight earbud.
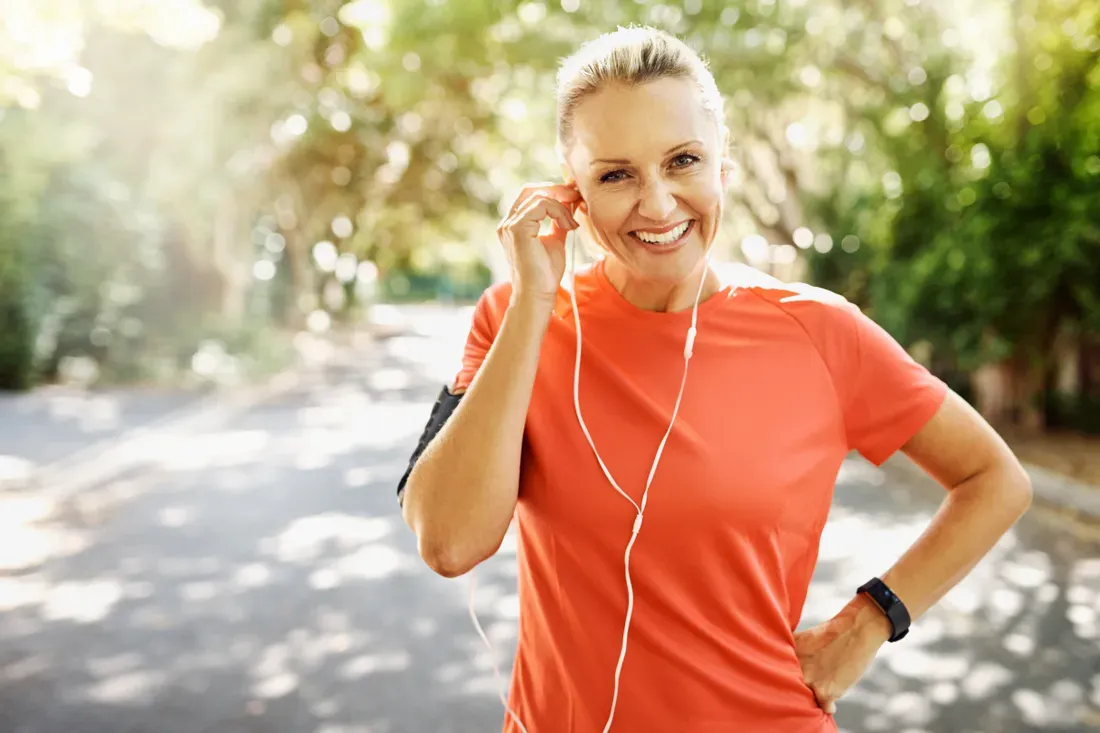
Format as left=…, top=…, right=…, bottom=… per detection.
left=720, top=158, right=736, bottom=186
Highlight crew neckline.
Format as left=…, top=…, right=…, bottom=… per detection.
left=591, top=258, right=734, bottom=322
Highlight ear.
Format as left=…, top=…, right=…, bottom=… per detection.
left=559, top=157, right=588, bottom=215
left=556, top=140, right=571, bottom=179
left=719, top=125, right=735, bottom=187
left=720, top=158, right=738, bottom=188
left=560, top=162, right=574, bottom=186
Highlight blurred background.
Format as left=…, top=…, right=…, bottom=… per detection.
left=0, top=1, right=1099, bottom=732
left=1, top=0, right=1098, bottom=430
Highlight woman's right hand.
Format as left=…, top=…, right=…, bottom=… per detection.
left=497, top=183, right=581, bottom=307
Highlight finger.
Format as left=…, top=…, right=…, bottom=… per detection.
left=513, top=195, right=579, bottom=234
left=808, top=684, right=834, bottom=713
left=508, top=183, right=581, bottom=217
left=539, top=216, right=575, bottom=249
left=512, top=192, right=580, bottom=228
left=824, top=701, right=837, bottom=715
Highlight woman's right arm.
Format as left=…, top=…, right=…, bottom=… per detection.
left=401, top=297, right=553, bottom=578
left=400, top=184, right=579, bottom=578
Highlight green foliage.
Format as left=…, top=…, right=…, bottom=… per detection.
left=0, top=0, right=1097, bottom=409
left=0, top=110, right=50, bottom=389
left=379, top=261, right=493, bottom=303
left=804, top=0, right=1099, bottom=426
left=1046, top=391, right=1100, bottom=433
left=0, top=240, right=34, bottom=391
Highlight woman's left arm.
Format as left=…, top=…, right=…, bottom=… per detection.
left=796, top=390, right=1033, bottom=712
left=874, top=389, right=1033, bottom=624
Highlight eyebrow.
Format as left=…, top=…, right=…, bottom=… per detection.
left=590, top=140, right=703, bottom=167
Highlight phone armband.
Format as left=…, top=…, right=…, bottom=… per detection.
left=396, top=385, right=464, bottom=507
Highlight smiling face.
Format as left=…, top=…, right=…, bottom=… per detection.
left=563, top=76, right=729, bottom=291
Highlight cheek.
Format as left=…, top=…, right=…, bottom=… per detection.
left=688, top=175, right=724, bottom=214
left=582, top=190, right=631, bottom=235
left=686, top=178, right=725, bottom=241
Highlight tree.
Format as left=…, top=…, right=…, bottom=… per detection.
left=805, top=0, right=1100, bottom=429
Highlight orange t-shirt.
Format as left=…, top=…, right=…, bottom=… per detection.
left=452, top=261, right=947, bottom=733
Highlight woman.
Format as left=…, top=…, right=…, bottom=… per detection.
left=397, top=27, right=1032, bottom=733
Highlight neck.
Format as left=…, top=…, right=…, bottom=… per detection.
left=603, top=258, right=723, bottom=313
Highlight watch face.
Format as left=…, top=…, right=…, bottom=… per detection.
left=859, top=579, right=910, bottom=641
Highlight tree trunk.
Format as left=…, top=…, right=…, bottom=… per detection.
left=282, top=230, right=312, bottom=329
left=212, top=195, right=249, bottom=326
left=971, top=360, right=1013, bottom=427
left=1016, top=357, right=1045, bottom=433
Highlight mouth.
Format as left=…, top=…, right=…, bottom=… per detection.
left=628, top=220, right=695, bottom=252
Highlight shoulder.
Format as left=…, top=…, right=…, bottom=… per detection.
left=722, top=263, right=858, bottom=332
left=720, top=265, right=879, bottom=405
left=477, top=280, right=514, bottom=310
left=468, top=281, right=514, bottom=333
left=719, top=265, right=868, bottom=388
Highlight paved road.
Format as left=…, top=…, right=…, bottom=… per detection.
left=0, top=304, right=1098, bottom=733
left=0, top=388, right=206, bottom=470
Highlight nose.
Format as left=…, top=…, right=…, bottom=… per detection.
left=637, top=176, right=677, bottom=222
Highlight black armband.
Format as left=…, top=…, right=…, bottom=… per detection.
left=396, top=385, right=464, bottom=507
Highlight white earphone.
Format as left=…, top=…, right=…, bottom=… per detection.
left=468, top=224, right=711, bottom=733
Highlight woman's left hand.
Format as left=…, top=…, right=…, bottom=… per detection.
left=793, top=596, right=892, bottom=714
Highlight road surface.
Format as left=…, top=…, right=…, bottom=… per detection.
left=0, top=304, right=1097, bottom=733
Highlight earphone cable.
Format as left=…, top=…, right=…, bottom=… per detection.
left=470, top=226, right=710, bottom=733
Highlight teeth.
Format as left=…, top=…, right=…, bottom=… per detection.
left=635, top=221, right=690, bottom=244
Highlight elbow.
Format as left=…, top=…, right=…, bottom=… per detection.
left=401, top=488, right=481, bottom=578
left=409, top=503, right=505, bottom=579
left=1012, top=470, right=1033, bottom=515
left=955, top=456, right=1033, bottom=523
left=418, top=536, right=491, bottom=579
left=401, top=473, right=512, bottom=579
left=1000, top=458, right=1034, bottom=518
left=414, top=512, right=509, bottom=579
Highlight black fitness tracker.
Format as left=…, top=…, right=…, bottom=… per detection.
left=857, top=577, right=911, bottom=642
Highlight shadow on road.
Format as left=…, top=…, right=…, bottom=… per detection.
left=0, top=317, right=1097, bottom=733
left=805, top=463, right=1100, bottom=733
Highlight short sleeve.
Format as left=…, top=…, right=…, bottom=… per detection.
left=452, top=282, right=510, bottom=393
left=840, top=305, right=948, bottom=465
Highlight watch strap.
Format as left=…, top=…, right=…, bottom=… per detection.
left=857, top=577, right=911, bottom=642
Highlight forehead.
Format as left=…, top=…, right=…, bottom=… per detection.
left=568, top=77, right=716, bottom=166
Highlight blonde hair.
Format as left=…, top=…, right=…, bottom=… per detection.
left=555, top=26, right=725, bottom=149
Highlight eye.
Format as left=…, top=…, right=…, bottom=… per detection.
left=598, top=169, right=629, bottom=184
left=671, top=153, right=701, bottom=169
